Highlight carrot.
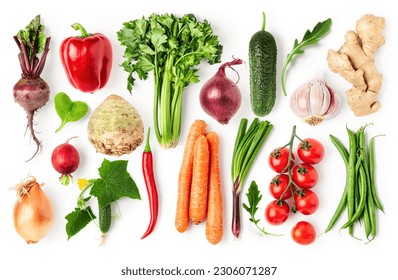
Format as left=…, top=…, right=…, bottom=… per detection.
left=205, top=132, right=223, bottom=245
left=189, top=135, right=210, bottom=224
left=175, top=120, right=207, bottom=232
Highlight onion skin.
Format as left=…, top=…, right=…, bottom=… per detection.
left=13, top=179, right=54, bottom=244
left=199, top=59, right=242, bottom=124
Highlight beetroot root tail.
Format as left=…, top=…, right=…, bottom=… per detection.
left=25, top=110, right=42, bottom=162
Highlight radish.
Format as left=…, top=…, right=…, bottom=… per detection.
left=51, top=137, right=80, bottom=186
left=13, top=15, right=51, bottom=161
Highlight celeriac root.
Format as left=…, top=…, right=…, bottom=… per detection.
left=327, top=14, right=385, bottom=116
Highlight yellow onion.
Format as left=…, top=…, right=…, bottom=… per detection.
left=13, top=177, right=54, bottom=244
left=290, top=79, right=340, bottom=125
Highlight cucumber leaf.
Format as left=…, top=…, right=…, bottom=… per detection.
left=65, top=203, right=96, bottom=240
left=281, top=18, right=332, bottom=96
left=90, top=159, right=141, bottom=209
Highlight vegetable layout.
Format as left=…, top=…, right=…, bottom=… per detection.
left=65, top=159, right=141, bottom=245
left=249, top=12, right=277, bottom=117
left=327, top=14, right=385, bottom=116
left=231, top=118, right=273, bottom=238
left=13, top=176, right=54, bottom=244
left=325, top=125, right=384, bottom=242
left=117, top=13, right=222, bottom=148
left=281, top=18, right=332, bottom=96
left=175, top=120, right=223, bottom=244
left=54, top=92, right=89, bottom=132
left=289, top=78, right=340, bottom=125
left=60, top=23, right=113, bottom=93
left=87, top=94, right=144, bottom=156
left=199, top=58, right=243, bottom=124
left=7, top=11, right=389, bottom=247
left=141, top=129, right=159, bottom=239
left=13, top=15, right=51, bottom=161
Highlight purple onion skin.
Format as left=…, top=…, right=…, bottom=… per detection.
left=199, top=68, right=242, bottom=125
left=13, top=77, right=50, bottom=111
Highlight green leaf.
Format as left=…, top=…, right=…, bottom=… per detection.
left=16, top=15, right=47, bottom=59
left=281, top=18, right=332, bottom=96
left=54, top=92, right=89, bottom=132
left=90, top=159, right=141, bottom=209
left=65, top=206, right=96, bottom=240
left=243, top=181, right=280, bottom=236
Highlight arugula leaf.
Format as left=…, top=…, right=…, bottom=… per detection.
left=243, top=181, right=280, bottom=236
left=54, top=92, right=89, bottom=132
left=281, top=18, right=332, bottom=96
left=90, top=159, right=141, bottom=209
left=65, top=205, right=96, bottom=240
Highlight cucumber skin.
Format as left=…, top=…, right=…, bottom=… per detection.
left=99, top=204, right=112, bottom=234
left=249, top=30, right=277, bottom=117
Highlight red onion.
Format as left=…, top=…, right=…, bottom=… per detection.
left=199, top=58, right=243, bottom=124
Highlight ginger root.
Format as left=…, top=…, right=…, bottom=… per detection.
left=327, top=14, right=385, bottom=116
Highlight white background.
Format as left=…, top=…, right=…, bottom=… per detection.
left=1, top=0, right=397, bottom=279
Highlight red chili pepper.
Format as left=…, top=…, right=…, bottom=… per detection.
left=60, top=23, right=113, bottom=93
left=141, top=128, right=159, bottom=239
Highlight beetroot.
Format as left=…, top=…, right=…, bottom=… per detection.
left=51, top=137, right=80, bottom=186
left=199, top=58, right=243, bottom=124
left=13, top=15, right=51, bottom=161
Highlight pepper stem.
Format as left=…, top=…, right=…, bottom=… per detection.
left=72, top=23, right=91, bottom=38
left=144, top=128, right=152, bottom=153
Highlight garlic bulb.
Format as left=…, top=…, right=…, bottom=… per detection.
left=290, top=79, right=340, bottom=125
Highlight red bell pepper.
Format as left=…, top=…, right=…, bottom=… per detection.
left=60, top=23, right=112, bottom=93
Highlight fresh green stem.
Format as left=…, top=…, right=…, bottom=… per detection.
left=72, top=23, right=91, bottom=38
left=281, top=61, right=289, bottom=96
left=261, top=12, right=266, bottom=31
left=144, top=128, right=151, bottom=152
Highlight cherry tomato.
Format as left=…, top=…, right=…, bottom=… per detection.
left=294, top=189, right=319, bottom=215
left=291, top=221, right=316, bottom=245
left=297, top=138, right=325, bottom=164
left=269, top=174, right=292, bottom=200
left=264, top=200, right=290, bottom=225
left=268, top=147, right=294, bottom=173
left=292, top=163, right=318, bottom=189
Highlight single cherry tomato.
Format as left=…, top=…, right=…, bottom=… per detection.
left=297, top=138, right=325, bottom=164
left=292, top=163, right=318, bottom=189
left=294, top=189, right=319, bottom=215
left=264, top=200, right=290, bottom=225
left=269, top=174, right=292, bottom=200
left=291, top=221, right=316, bottom=245
left=268, top=147, right=294, bottom=173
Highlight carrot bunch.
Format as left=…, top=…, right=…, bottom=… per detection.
left=175, top=120, right=223, bottom=245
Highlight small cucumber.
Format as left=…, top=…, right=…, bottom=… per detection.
left=249, top=12, right=277, bottom=117
left=99, top=203, right=112, bottom=235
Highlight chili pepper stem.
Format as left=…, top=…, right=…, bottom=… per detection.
left=144, top=128, right=152, bottom=152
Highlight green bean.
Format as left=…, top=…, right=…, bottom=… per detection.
left=346, top=127, right=357, bottom=236
left=363, top=198, right=371, bottom=239
left=325, top=135, right=349, bottom=233
left=341, top=164, right=368, bottom=229
left=369, top=137, right=384, bottom=212
left=367, top=182, right=377, bottom=239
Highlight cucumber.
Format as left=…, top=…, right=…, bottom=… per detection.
left=99, top=203, right=112, bottom=235
left=249, top=12, right=277, bottom=117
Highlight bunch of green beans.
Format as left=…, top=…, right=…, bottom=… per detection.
left=325, top=125, right=384, bottom=242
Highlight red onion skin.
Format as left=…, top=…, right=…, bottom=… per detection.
left=199, top=68, right=242, bottom=124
